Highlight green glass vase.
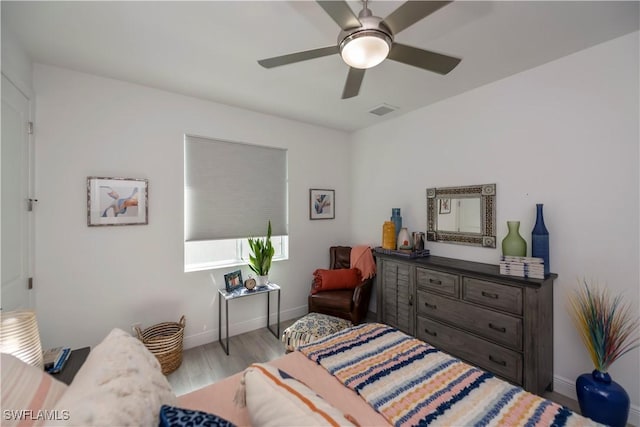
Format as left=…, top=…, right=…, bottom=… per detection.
left=502, top=221, right=527, bottom=257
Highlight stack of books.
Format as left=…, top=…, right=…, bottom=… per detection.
left=499, top=256, right=545, bottom=279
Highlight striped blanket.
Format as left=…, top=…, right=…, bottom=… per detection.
left=299, top=323, right=597, bottom=427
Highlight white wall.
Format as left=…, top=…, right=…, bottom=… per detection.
left=32, top=64, right=352, bottom=351
left=350, top=32, right=640, bottom=418
left=1, top=28, right=33, bottom=96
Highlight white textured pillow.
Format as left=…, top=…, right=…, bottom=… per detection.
left=50, top=328, right=176, bottom=426
left=244, top=363, right=356, bottom=427
left=1, top=353, right=68, bottom=427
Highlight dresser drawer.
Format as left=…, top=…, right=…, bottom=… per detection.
left=417, top=291, right=522, bottom=350
left=417, top=317, right=523, bottom=385
left=416, top=268, right=459, bottom=297
left=463, top=278, right=523, bottom=315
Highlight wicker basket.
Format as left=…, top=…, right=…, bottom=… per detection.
left=135, top=315, right=185, bottom=375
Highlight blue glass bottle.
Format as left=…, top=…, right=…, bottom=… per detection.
left=531, top=204, right=550, bottom=276
left=391, top=208, right=402, bottom=248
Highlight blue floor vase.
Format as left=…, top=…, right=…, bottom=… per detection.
left=576, top=370, right=629, bottom=427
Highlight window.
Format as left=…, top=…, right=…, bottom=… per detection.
left=184, top=135, right=288, bottom=272
left=185, top=236, right=288, bottom=272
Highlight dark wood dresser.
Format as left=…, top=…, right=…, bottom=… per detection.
left=375, top=253, right=556, bottom=395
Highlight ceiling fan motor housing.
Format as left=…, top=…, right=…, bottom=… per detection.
left=338, top=16, right=393, bottom=69
left=338, top=15, right=393, bottom=48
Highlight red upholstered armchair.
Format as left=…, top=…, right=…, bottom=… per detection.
left=308, top=246, right=374, bottom=325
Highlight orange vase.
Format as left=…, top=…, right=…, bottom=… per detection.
left=382, top=221, right=396, bottom=249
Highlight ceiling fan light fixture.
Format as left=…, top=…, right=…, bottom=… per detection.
left=340, top=30, right=391, bottom=69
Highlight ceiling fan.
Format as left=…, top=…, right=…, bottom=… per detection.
left=257, top=0, right=461, bottom=99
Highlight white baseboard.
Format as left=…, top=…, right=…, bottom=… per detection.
left=553, top=374, right=578, bottom=401
left=554, top=375, right=639, bottom=427
left=182, top=305, right=307, bottom=350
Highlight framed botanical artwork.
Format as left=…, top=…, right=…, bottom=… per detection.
left=87, top=177, right=148, bottom=226
left=439, top=198, right=451, bottom=214
left=310, top=189, right=335, bottom=220
left=224, top=270, right=243, bottom=293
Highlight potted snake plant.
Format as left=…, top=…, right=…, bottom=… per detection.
left=247, top=221, right=275, bottom=286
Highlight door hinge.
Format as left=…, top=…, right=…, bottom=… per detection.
left=27, top=121, right=34, bottom=135
left=27, top=198, right=38, bottom=212
left=28, top=277, right=33, bottom=290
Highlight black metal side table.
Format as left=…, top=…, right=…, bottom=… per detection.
left=218, top=283, right=281, bottom=355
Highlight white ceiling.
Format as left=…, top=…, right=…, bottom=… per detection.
left=2, top=1, right=638, bottom=131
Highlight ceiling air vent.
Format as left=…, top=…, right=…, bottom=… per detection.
left=369, top=103, right=397, bottom=116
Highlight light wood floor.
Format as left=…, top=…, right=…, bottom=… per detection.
left=167, top=318, right=580, bottom=414
left=167, top=318, right=297, bottom=396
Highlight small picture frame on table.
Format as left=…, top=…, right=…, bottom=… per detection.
left=310, top=189, right=335, bottom=220
left=87, top=177, right=148, bottom=226
left=224, top=270, right=243, bottom=293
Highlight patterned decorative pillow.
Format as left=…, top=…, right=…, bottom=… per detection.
left=243, top=363, right=356, bottom=427
left=158, top=405, right=236, bottom=427
left=281, top=313, right=352, bottom=352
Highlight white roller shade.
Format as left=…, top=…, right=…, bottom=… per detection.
left=185, top=136, right=287, bottom=241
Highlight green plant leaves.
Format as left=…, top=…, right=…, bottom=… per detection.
left=247, top=220, right=274, bottom=276
left=569, top=279, right=640, bottom=372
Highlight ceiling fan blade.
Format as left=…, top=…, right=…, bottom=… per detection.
left=316, top=1, right=361, bottom=31
left=342, top=67, right=365, bottom=99
left=382, top=1, right=451, bottom=35
left=388, top=43, right=461, bottom=75
left=258, top=46, right=339, bottom=68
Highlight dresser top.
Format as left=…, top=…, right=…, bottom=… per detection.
left=375, top=253, right=557, bottom=287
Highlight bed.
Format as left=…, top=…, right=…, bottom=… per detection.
left=178, top=323, right=598, bottom=426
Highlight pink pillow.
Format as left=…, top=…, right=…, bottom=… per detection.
left=311, top=268, right=362, bottom=294
left=1, top=353, right=68, bottom=427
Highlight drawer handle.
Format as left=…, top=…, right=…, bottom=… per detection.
left=429, top=278, right=442, bottom=285
left=481, top=291, right=499, bottom=299
left=488, top=323, right=506, bottom=333
left=423, top=328, right=438, bottom=337
left=424, top=302, right=437, bottom=310
left=408, top=294, right=413, bottom=306
left=489, top=355, right=507, bottom=366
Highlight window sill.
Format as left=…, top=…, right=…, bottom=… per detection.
left=184, top=256, right=288, bottom=273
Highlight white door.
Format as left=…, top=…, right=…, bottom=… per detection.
left=1, top=74, right=33, bottom=310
